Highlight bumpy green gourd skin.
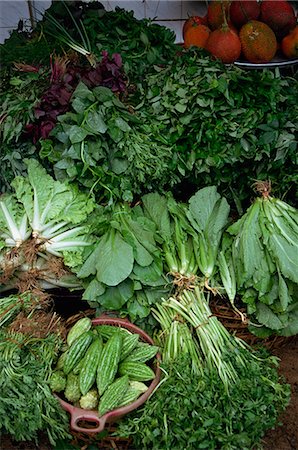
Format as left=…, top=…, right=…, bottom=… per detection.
left=72, top=353, right=87, bottom=375
left=118, top=361, right=155, bottom=381
left=97, top=332, right=123, bottom=396
left=65, top=373, right=81, bottom=403
left=117, top=381, right=148, bottom=408
left=56, top=351, right=68, bottom=370
left=123, top=344, right=159, bottom=363
left=67, top=317, right=92, bottom=346
left=120, top=333, right=140, bottom=361
left=63, top=331, right=93, bottom=375
left=98, top=375, right=129, bottom=417
left=49, top=370, right=66, bottom=392
left=95, top=325, right=130, bottom=340
left=79, top=336, right=103, bottom=395
left=79, top=389, right=99, bottom=410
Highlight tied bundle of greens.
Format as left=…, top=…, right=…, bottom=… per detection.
left=0, top=159, right=95, bottom=293
left=142, top=186, right=230, bottom=286
left=117, top=288, right=290, bottom=449
left=77, top=202, right=169, bottom=325
left=0, top=291, right=43, bottom=328
left=220, top=182, right=298, bottom=337
left=0, top=329, right=71, bottom=445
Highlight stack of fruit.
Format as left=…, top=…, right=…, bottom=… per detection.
left=183, top=0, right=297, bottom=63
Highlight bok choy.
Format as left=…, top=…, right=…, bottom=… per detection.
left=0, top=159, right=95, bottom=292
left=222, top=182, right=298, bottom=337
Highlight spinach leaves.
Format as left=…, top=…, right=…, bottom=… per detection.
left=41, top=82, right=177, bottom=203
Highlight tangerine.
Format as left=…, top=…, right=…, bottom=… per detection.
left=184, top=24, right=211, bottom=49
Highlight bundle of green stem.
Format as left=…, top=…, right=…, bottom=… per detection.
left=154, top=286, right=269, bottom=393
left=220, top=181, right=298, bottom=336
left=141, top=186, right=230, bottom=285
left=0, top=330, right=71, bottom=444
left=152, top=302, right=203, bottom=376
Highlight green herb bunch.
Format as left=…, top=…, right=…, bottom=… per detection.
left=0, top=330, right=71, bottom=445
left=117, top=353, right=290, bottom=450
left=138, top=49, right=298, bottom=209
left=41, top=82, right=177, bottom=203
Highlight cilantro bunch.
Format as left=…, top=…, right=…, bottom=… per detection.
left=117, top=353, right=290, bottom=450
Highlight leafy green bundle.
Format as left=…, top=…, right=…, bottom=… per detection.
left=62, top=4, right=177, bottom=83
left=0, top=159, right=95, bottom=292
left=142, top=186, right=230, bottom=284
left=0, top=330, right=71, bottom=444
left=0, top=70, right=45, bottom=193
left=77, top=202, right=169, bottom=324
left=137, top=49, right=298, bottom=209
left=41, top=82, right=177, bottom=203
left=221, top=184, right=298, bottom=337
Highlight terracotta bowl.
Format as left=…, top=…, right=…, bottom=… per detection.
left=55, top=315, right=161, bottom=434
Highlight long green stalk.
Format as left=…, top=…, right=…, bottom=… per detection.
left=164, top=287, right=251, bottom=392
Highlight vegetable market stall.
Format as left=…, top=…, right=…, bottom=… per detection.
left=0, top=1, right=297, bottom=449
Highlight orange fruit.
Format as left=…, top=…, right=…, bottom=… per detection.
left=183, top=15, right=208, bottom=39
left=281, top=26, right=298, bottom=58
left=240, top=20, right=277, bottom=63
left=184, top=24, right=211, bottom=49
left=205, top=26, right=241, bottom=63
left=207, top=0, right=231, bottom=30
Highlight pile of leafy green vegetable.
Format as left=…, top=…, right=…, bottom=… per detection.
left=0, top=69, right=46, bottom=193
left=43, top=3, right=177, bottom=83
left=0, top=159, right=95, bottom=293
left=0, top=2, right=177, bottom=84
left=220, top=182, right=298, bottom=337
left=76, top=201, right=170, bottom=329
left=117, top=289, right=290, bottom=449
left=41, top=82, right=177, bottom=203
left=137, top=49, right=298, bottom=209
left=0, top=328, right=71, bottom=445
left=117, top=354, right=289, bottom=450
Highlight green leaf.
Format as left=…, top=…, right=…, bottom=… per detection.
left=142, top=193, right=172, bottom=239
left=256, top=303, right=284, bottom=330
left=115, top=117, right=131, bottom=132
left=188, top=186, right=222, bottom=232
left=68, top=125, right=88, bottom=144
left=175, top=103, right=187, bottom=113
left=132, top=259, right=164, bottom=286
left=85, top=111, right=107, bottom=134
left=72, top=82, right=95, bottom=102
left=94, top=230, right=134, bottom=286
left=82, top=279, right=105, bottom=301
left=278, top=273, right=290, bottom=312
left=140, top=32, right=149, bottom=46
left=98, top=280, right=134, bottom=310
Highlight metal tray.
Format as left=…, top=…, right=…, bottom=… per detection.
left=234, top=57, right=298, bottom=69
